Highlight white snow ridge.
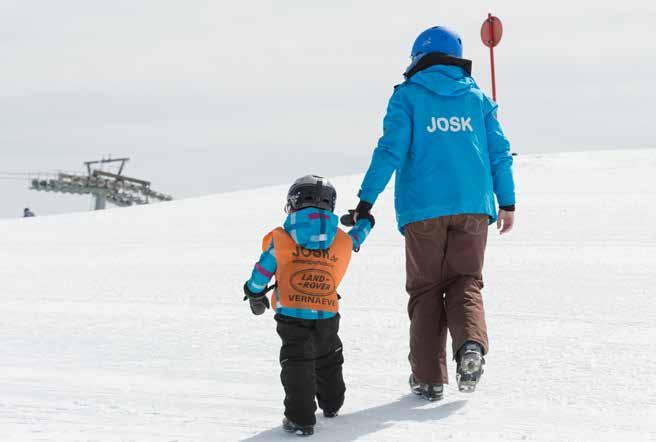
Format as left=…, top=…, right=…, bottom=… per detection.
left=1, top=149, right=655, bottom=441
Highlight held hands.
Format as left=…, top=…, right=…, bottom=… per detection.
left=340, top=210, right=359, bottom=227
left=243, top=282, right=271, bottom=315
left=340, top=201, right=376, bottom=228
left=497, top=209, right=515, bottom=235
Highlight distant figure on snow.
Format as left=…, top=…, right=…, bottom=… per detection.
left=23, top=207, right=35, bottom=218
left=242, top=175, right=374, bottom=436
left=344, top=26, right=516, bottom=400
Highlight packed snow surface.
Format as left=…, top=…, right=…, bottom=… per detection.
left=1, top=150, right=655, bottom=441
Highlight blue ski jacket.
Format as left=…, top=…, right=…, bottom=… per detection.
left=246, top=207, right=372, bottom=320
left=358, top=65, right=516, bottom=233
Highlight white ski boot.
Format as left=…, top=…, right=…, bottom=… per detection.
left=456, top=341, right=485, bottom=393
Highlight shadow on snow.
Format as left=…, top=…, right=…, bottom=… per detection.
left=242, top=395, right=468, bottom=441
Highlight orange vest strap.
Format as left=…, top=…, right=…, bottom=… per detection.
left=262, top=227, right=283, bottom=252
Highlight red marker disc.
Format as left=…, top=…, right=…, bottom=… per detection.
left=481, top=15, right=503, bottom=48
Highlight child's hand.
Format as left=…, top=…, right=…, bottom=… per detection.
left=243, top=283, right=271, bottom=315
left=340, top=209, right=358, bottom=227
left=341, top=201, right=375, bottom=228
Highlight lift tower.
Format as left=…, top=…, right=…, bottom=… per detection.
left=30, top=157, right=173, bottom=210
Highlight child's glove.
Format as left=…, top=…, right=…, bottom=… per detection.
left=341, top=201, right=375, bottom=228
left=243, top=282, right=271, bottom=315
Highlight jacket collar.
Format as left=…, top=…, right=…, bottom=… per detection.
left=283, top=207, right=338, bottom=250
left=404, top=52, right=472, bottom=79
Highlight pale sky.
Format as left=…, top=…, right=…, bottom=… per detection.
left=1, top=0, right=655, bottom=218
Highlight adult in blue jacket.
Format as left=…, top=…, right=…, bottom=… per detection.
left=348, top=26, right=516, bottom=400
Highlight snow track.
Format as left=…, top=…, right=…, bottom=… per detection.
left=1, top=150, right=655, bottom=440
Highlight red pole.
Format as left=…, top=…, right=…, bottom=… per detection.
left=488, top=13, right=497, bottom=102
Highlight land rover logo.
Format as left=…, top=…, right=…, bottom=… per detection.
left=290, top=269, right=334, bottom=296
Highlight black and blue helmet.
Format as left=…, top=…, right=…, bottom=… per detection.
left=286, top=175, right=337, bottom=213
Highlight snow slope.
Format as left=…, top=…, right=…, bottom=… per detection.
left=1, top=150, right=655, bottom=441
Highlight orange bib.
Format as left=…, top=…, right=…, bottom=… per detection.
left=262, top=227, right=352, bottom=313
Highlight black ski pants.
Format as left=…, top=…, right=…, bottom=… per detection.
left=275, top=313, right=345, bottom=426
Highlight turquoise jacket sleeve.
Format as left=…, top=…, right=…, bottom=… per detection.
left=246, top=242, right=277, bottom=294
left=484, top=101, right=516, bottom=207
left=347, top=219, right=372, bottom=252
left=358, top=89, right=412, bottom=205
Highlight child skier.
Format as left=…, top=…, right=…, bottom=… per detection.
left=243, top=175, right=374, bottom=436
left=344, top=26, right=516, bottom=399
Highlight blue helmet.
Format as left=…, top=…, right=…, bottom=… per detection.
left=411, top=26, right=463, bottom=59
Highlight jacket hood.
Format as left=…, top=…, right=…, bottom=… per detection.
left=407, top=65, right=477, bottom=97
left=283, top=207, right=338, bottom=250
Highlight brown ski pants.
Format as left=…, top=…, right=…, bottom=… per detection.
left=405, top=214, right=490, bottom=385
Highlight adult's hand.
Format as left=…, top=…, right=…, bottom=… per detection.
left=341, top=201, right=375, bottom=228
left=497, top=210, right=515, bottom=235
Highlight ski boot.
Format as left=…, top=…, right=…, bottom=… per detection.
left=282, top=418, right=314, bottom=436
left=456, top=341, right=485, bottom=393
left=323, top=410, right=339, bottom=418
left=409, top=374, right=444, bottom=401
